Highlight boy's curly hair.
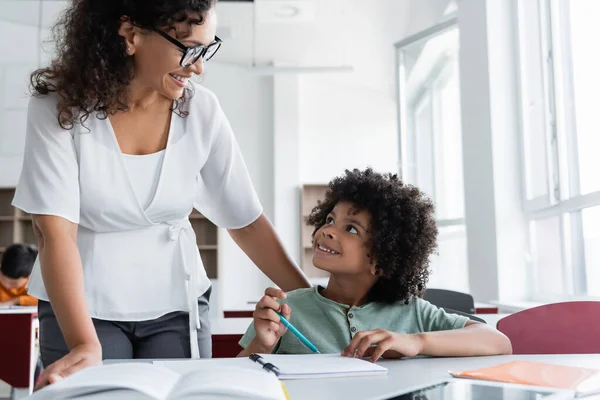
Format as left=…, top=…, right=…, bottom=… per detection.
left=306, top=168, right=438, bottom=304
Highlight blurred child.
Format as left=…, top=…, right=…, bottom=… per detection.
left=239, top=168, right=511, bottom=361
left=0, top=243, right=38, bottom=306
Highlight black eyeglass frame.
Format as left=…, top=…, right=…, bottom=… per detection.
left=152, top=28, right=222, bottom=67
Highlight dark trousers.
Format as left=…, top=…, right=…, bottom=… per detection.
left=38, top=287, right=212, bottom=367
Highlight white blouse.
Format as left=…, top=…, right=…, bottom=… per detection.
left=12, top=84, right=263, bottom=358
left=122, top=151, right=165, bottom=209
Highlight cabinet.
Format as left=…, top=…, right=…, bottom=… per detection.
left=299, top=184, right=330, bottom=279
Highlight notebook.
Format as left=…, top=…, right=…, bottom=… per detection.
left=158, top=354, right=388, bottom=381
left=247, top=353, right=389, bottom=380
left=450, top=360, right=600, bottom=394
left=26, top=362, right=288, bottom=400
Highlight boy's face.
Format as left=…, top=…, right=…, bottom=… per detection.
left=312, top=201, right=376, bottom=276
left=0, top=270, right=28, bottom=290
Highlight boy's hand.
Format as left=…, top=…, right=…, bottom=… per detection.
left=253, top=287, right=291, bottom=350
left=342, top=329, right=424, bottom=362
left=0, top=297, right=19, bottom=307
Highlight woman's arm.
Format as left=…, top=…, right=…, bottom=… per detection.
left=33, top=215, right=101, bottom=389
left=228, top=214, right=311, bottom=292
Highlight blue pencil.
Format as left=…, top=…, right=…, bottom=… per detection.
left=276, top=311, right=321, bottom=354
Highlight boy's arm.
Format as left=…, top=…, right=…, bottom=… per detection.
left=411, top=298, right=511, bottom=356
left=415, top=321, right=512, bottom=356
left=344, top=321, right=512, bottom=361
left=236, top=287, right=289, bottom=357
left=18, top=295, right=38, bottom=306
left=0, top=297, right=19, bottom=306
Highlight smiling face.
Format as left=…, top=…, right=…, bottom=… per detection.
left=312, top=201, right=377, bottom=277
left=122, top=9, right=218, bottom=100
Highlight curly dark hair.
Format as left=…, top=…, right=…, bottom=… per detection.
left=1, top=243, right=38, bottom=279
left=307, top=168, right=438, bottom=304
left=30, top=0, right=216, bottom=130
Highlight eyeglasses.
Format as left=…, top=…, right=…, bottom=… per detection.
left=152, top=28, right=222, bottom=68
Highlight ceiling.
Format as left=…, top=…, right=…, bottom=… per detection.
left=0, top=0, right=450, bottom=94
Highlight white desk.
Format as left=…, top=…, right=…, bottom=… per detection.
left=80, top=354, right=600, bottom=400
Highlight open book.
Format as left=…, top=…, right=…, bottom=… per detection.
left=450, top=360, right=600, bottom=394
left=28, top=355, right=387, bottom=399
left=27, top=362, right=288, bottom=400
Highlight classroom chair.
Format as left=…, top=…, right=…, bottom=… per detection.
left=442, top=308, right=486, bottom=324
left=496, top=301, right=600, bottom=354
left=423, top=288, right=476, bottom=314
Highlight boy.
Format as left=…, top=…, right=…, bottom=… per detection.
left=0, top=243, right=38, bottom=306
left=239, top=168, right=511, bottom=361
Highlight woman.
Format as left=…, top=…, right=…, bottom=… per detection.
left=12, top=0, right=310, bottom=389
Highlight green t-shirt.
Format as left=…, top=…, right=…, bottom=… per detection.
left=239, top=286, right=470, bottom=354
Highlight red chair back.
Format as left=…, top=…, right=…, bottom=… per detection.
left=497, top=301, right=600, bottom=354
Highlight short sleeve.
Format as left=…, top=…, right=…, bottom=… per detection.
left=238, top=321, right=258, bottom=349
left=416, top=299, right=470, bottom=331
left=12, top=95, right=80, bottom=224
left=193, top=104, right=262, bottom=229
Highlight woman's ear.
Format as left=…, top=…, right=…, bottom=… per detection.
left=118, top=16, right=136, bottom=55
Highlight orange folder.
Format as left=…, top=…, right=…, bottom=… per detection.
left=450, top=360, right=600, bottom=392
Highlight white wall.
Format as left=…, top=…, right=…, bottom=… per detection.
left=294, top=0, right=451, bottom=184
left=298, top=76, right=398, bottom=183
left=273, top=74, right=302, bottom=264
left=0, top=0, right=65, bottom=187
left=0, top=18, right=37, bottom=187
left=202, top=64, right=275, bottom=312
left=295, top=0, right=452, bottom=185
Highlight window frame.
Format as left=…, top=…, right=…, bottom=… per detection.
left=395, top=17, right=468, bottom=292
left=517, top=0, right=600, bottom=300
left=395, top=16, right=462, bottom=226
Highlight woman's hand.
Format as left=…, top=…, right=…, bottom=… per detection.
left=342, top=329, right=424, bottom=362
left=34, top=342, right=102, bottom=391
left=252, top=287, right=291, bottom=351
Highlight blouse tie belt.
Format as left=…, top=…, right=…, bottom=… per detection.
left=168, top=219, right=201, bottom=359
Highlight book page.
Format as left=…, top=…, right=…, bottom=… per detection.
left=256, top=354, right=388, bottom=379
left=168, top=366, right=286, bottom=400
left=28, top=363, right=180, bottom=400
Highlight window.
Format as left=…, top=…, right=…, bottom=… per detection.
left=518, top=0, right=600, bottom=299
left=396, top=21, right=468, bottom=292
